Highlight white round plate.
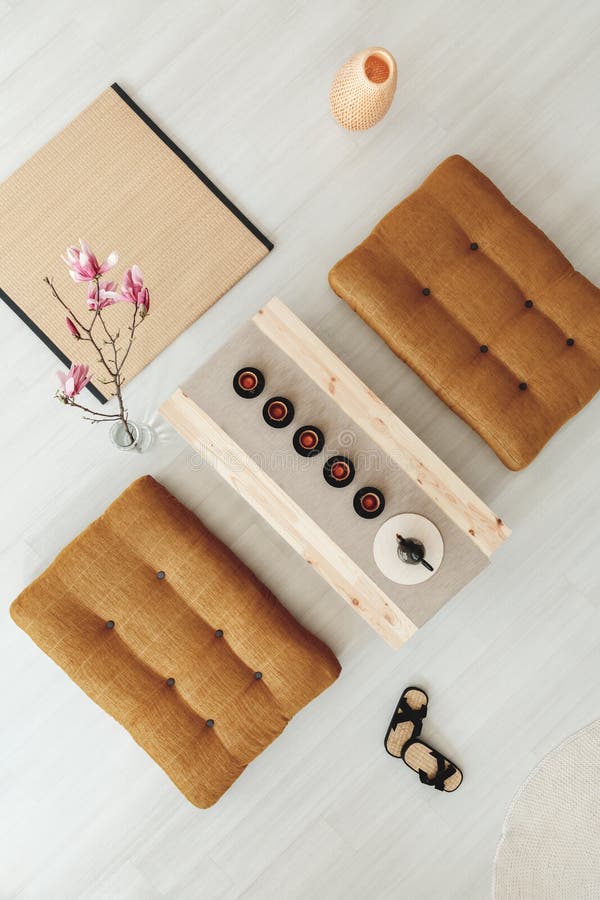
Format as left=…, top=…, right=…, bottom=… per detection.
left=373, top=513, right=444, bottom=585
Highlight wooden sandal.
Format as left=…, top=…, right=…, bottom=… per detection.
left=384, top=687, right=428, bottom=758
left=401, top=738, right=463, bottom=792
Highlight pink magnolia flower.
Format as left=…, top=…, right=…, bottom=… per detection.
left=121, top=265, right=150, bottom=317
left=65, top=317, right=81, bottom=339
left=56, top=363, right=91, bottom=398
left=62, top=239, right=118, bottom=283
left=87, top=280, right=119, bottom=311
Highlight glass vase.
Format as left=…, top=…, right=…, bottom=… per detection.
left=109, top=420, right=154, bottom=453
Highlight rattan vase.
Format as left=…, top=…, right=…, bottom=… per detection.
left=330, top=47, right=397, bottom=131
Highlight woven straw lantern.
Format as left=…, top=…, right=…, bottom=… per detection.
left=330, top=47, right=397, bottom=131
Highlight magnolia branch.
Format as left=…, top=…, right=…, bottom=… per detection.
left=47, top=244, right=150, bottom=447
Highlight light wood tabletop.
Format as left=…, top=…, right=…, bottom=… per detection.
left=161, top=299, right=509, bottom=648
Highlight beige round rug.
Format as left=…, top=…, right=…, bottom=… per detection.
left=494, top=719, right=600, bottom=899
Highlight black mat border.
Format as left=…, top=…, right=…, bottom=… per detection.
left=0, top=82, right=274, bottom=405
left=0, top=286, right=108, bottom=404
left=111, top=82, right=274, bottom=251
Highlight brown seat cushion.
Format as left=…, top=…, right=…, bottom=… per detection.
left=329, top=155, right=600, bottom=469
left=10, top=476, right=341, bottom=807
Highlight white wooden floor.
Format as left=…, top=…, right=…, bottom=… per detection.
left=2, top=1, right=600, bottom=897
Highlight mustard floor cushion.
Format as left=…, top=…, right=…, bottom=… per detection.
left=329, top=155, right=600, bottom=470
left=10, top=476, right=341, bottom=807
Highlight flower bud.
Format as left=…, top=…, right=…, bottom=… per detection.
left=66, top=317, right=81, bottom=339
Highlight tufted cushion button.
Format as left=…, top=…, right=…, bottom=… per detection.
left=422, top=287, right=430, bottom=296
left=105, top=620, right=115, bottom=629
left=166, top=677, right=175, bottom=687
left=524, top=300, right=533, bottom=308
left=254, top=671, right=263, bottom=680
left=518, top=382, right=528, bottom=391
left=480, top=344, right=488, bottom=353
left=206, top=719, right=215, bottom=728
left=156, top=570, right=166, bottom=580
left=215, top=629, right=224, bottom=638
left=470, top=242, right=478, bottom=251
left=566, top=337, right=575, bottom=346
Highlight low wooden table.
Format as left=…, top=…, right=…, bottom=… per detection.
left=161, top=298, right=509, bottom=649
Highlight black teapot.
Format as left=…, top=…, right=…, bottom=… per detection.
left=396, top=534, right=434, bottom=572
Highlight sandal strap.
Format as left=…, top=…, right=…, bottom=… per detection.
left=390, top=694, right=427, bottom=733
left=418, top=749, right=457, bottom=791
